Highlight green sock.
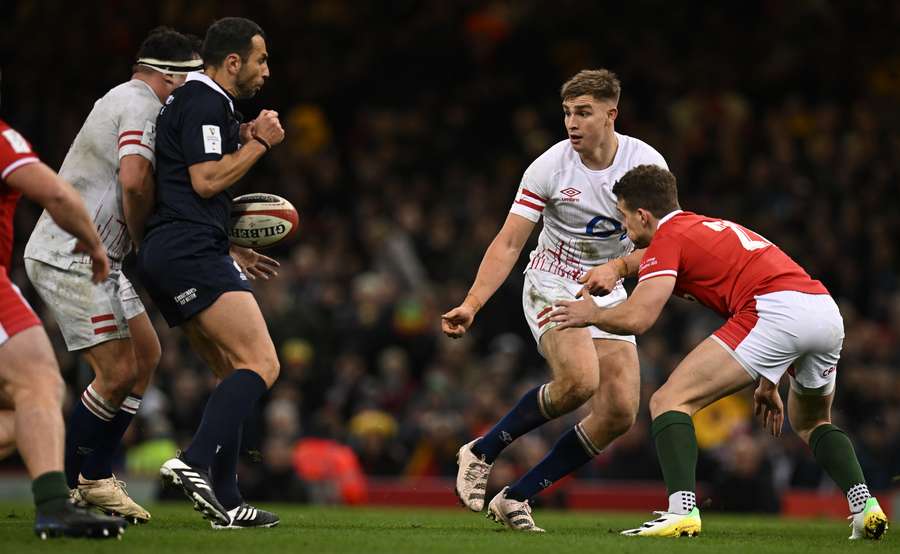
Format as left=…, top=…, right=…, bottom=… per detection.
left=652, top=411, right=697, bottom=494
left=32, top=471, right=69, bottom=513
left=809, top=423, right=866, bottom=493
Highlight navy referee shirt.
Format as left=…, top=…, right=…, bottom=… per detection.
left=148, top=72, right=241, bottom=237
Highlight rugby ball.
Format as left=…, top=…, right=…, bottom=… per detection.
left=230, top=193, right=299, bottom=248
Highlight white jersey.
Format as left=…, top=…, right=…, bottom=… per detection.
left=509, top=133, right=667, bottom=281
left=25, top=79, right=159, bottom=267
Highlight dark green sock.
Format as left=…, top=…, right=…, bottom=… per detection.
left=32, top=471, right=69, bottom=513
left=651, top=411, right=697, bottom=494
left=809, top=423, right=866, bottom=493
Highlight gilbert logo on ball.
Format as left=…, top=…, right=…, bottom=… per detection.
left=230, top=193, right=299, bottom=248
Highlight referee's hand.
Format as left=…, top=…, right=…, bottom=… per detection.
left=253, top=110, right=285, bottom=148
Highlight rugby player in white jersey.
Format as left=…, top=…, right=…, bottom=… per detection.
left=442, top=69, right=667, bottom=531
left=23, top=28, right=202, bottom=523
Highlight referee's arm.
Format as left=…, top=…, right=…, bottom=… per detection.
left=189, top=139, right=268, bottom=198
left=188, top=109, right=284, bottom=198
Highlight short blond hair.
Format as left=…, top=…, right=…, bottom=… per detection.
left=560, top=69, right=621, bottom=104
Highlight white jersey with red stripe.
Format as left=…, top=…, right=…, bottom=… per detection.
left=25, top=79, right=159, bottom=267
left=509, top=134, right=667, bottom=281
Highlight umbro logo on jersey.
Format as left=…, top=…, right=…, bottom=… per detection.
left=560, top=187, right=581, bottom=201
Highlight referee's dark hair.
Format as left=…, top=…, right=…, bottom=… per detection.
left=135, top=26, right=196, bottom=62
left=202, top=17, right=266, bottom=68
left=612, top=165, right=681, bottom=218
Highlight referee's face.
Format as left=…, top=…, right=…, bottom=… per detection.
left=235, top=34, right=270, bottom=99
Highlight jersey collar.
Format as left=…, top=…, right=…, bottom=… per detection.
left=186, top=72, right=234, bottom=113
left=656, top=209, right=683, bottom=229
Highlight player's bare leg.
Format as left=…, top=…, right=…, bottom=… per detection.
left=489, top=337, right=639, bottom=531
left=190, top=291, right=279, bottom=386
left=787, top=388, right=887, bottom=539
left=459, top=326, right=597, bottom=513
left=624, top=337, right=752, bottom=537
left=0, top=327, right=125, bottom=538
left=0, top=327, right=67, bottom=478
left=0, top=409, right=16, bottom=459
left=161, top=291, right=279, bottom=528
left=580, top=339, right=640, bottom=448
left=128, top=312, right=161, bottom=396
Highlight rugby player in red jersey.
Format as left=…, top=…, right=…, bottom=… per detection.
left=0, top=111, right=125, bottom=538
left=549, top=165, right=888, bottom=540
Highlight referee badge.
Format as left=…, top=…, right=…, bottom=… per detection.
left=202, top=125, right=222, bottom=154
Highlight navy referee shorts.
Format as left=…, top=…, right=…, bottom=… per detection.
left=137, top=222, right=252, bottom=327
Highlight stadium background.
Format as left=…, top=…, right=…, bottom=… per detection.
left=1, top=0, right=898, bottom=515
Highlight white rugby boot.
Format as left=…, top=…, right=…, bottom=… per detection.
left=77, top=474, right=151, bottom=524
left=455, top=438, right=492, bottom=511
left=486, top=486, right=545, bottom=532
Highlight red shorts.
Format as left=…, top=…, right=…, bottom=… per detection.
left=0, top=266, right=41, bottom=346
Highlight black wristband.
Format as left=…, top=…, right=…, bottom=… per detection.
left=253, top=136, right=271, bottom=151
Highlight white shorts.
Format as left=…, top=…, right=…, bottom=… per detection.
left=711, top=290, right=843, bottom=396
left=24, top=258, right=145, bottom=351
left=522, top=269, right=635, bottom=356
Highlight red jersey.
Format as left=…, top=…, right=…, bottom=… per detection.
left=638, top=211, right=828, bottom=318
left=0, top=119, right=40, bottom=269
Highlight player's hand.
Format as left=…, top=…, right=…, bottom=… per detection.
left=441, top=304, right=476, bottom=338
left=73, top=239, right=110, bottom=284
left=576, top=259, right=623, bottom=298
left=549, top=288, right=600, bottom=329
left=753, top=379, right=784, bottom=437
left=253, top=110, right=285, bottom=148
left=240, top=122, right=256, bottom=145
left=230, top=245, right=280, bottom=280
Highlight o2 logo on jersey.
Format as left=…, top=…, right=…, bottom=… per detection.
left=585, top=215, right=626, bottom=240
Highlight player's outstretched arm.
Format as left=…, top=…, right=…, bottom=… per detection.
left=119, top=154, right=155, bottom=247
left=189, top=110, right=285, bottom=198
left=551, top=275, right=674, bottom=335
left=577, top=248, right=646, bottom=297
left=441, top=213, right=534, bottom=338
left=7, top=162, right=109, bottom=283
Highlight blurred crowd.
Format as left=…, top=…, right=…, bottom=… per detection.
left=2, top=1, right=899, bottom=511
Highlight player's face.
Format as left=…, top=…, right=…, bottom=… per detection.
left=562, top=95, right=616, bottom=152
left=617, top=199, right=653, bottom=248
left=235, top=35, right=270, bottom=99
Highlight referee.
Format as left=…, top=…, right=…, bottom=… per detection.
left=138, top=17, right=283, bottom=528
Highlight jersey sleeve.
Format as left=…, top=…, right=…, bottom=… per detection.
left=0, top=124, right=40, bottom=181
left=180, top=96, right=229, bottom=166
left=638, top=232, right=681, bottom=283
left=509, top=157, right=554, bottom=222
left=635, top=142, right=669, bottom=171
left=117, top=102, right=158, bottom=167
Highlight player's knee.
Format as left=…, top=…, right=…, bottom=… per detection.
left=649, top=388, right=676, bottom=418
left=605, top=400, right=638, bottom=437
left=137, top=338, right=162, bottom=375
left=553, top=372, right=597, bottom=409
left=788, top=413, right=828, bottom=445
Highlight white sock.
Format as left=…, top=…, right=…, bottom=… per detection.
left=847, top=483, right=870, bottom=514
left=668, top=491, right=696, bottom=515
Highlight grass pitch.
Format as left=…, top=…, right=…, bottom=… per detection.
left=0, top=502, right=888, bottom=553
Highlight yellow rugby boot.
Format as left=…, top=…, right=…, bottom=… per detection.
left=621, top=507, right=702, bottom=537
